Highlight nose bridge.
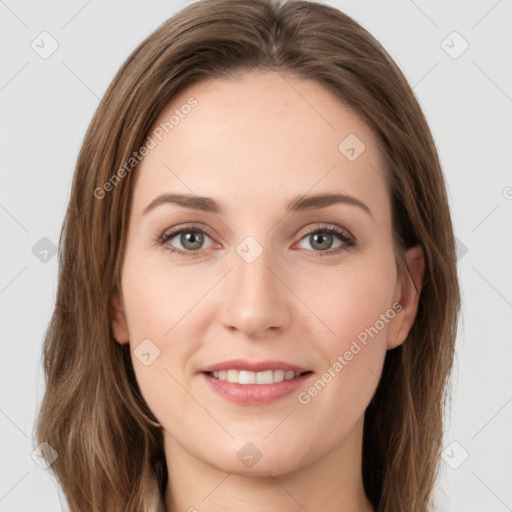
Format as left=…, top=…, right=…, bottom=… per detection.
left=219, top=234, right=291, bottom=336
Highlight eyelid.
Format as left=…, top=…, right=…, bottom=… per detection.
left=297, top=222, right=354, bottom=242
left=159, top=222, right=217, bottom=243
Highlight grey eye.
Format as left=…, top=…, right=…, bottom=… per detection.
left=167, top=230, right=214, bottom=251
left=297, top=230, right=344, bottom=252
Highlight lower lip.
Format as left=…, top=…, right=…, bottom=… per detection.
left=200, top=372, right=314, bottom=405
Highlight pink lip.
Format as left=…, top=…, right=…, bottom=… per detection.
left=200, top=371, right=314, bottom=405
left=200, top=359, right=310, bottom=373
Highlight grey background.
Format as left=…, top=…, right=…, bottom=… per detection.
left=1, top=0, right=511, bottom=510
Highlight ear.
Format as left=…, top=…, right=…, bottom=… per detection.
left=386, top=245, right=425, bottom=350
left=110, top=291, right=130, bottom=344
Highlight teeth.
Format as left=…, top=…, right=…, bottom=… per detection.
left=211, top=369, right=301, bottom=384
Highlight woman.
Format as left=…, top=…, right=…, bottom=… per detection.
left=35, top=0, right=461, bottom=510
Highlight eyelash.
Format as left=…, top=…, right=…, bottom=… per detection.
left=157, top=223, right=356, bottom=259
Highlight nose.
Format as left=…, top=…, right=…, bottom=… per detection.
left=218, top=243, right=293, bottom=339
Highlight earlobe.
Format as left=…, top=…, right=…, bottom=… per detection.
left=110, top=292, right=130, bottom=344
left=387, top=245, right=425, bottom=350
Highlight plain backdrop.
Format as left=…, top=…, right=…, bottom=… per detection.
left=1, top=0, right=511, bottom=510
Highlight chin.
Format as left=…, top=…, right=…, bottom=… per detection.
left=198, top=440, right=309, bottom=478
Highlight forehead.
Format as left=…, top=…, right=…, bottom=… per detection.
left=132, top=70, right=389, bottom=219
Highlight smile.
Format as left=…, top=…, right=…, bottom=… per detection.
left=206, top=369, right=310, bottom=385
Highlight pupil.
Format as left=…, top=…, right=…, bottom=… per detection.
left=312, top=232, right=332, bottom=250
left=182, top=231, right=203, bottom=250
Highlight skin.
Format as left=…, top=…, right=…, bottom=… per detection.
left=111, top=70, right=424, bottom=512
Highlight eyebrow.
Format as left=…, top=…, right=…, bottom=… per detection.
left=143, top=192, right=373, bottom=218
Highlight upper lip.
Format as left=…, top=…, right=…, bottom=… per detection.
left=200, top=359, right=311, bottom=373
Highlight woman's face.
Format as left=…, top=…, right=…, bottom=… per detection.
left=112, top=70, right=422, bottom=477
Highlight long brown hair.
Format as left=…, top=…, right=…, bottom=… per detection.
left=34, top=0, right=461, bottom=510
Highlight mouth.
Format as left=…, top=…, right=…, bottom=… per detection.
left=200, top=368, right=315, bottom=405
left=203, top=369, right=314, bottom=385
left=199, top=359, right=315, bottom=404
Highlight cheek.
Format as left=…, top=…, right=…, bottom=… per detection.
left=300, top=252, right=396, bottom=403
left=123, top=284, right=201, bottom=435
left=119, top=254, right=199, bottom=410
left=121, top=249, right=201, bottom=339
left=303, top=250, right=396, bottom=345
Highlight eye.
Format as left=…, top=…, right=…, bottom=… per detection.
left=158, top=224, right=216, bottom=257
left=157, top=223, right=356, bottom=258
left=295, top=224, right=356, bottom=256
